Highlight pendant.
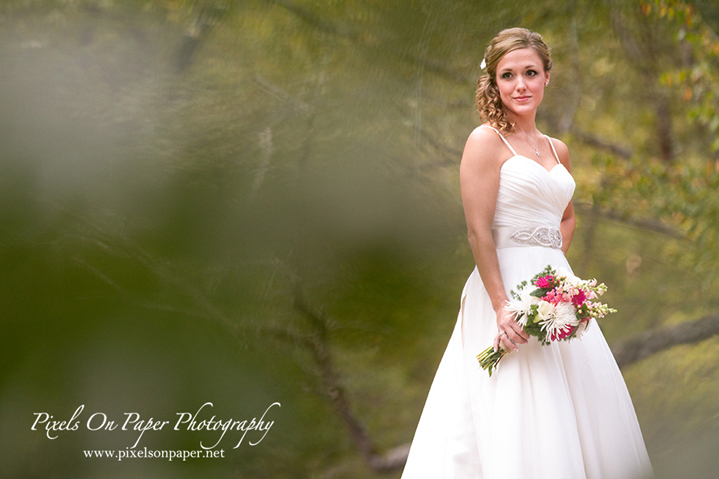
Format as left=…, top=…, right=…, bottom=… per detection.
left=535, top=149, right=540, bottom=157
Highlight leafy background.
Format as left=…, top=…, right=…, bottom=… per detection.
left=1, top=0, right=719, bottom=477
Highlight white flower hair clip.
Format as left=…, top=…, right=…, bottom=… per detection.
left=480, top=58, right=487, bottom=70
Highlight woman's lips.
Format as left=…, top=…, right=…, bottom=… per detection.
left=514, top=96, right=532, bottom=102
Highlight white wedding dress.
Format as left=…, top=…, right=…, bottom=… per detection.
left=401, top=126, right=653, bottom=479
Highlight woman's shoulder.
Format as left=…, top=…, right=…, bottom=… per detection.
left=546, top=135, right=571, bottom=168
left=461, top=125, right=507, bottom=169
left=468, top=124, right=503, bottom=143
left=546, top=136, right=568, bottom=155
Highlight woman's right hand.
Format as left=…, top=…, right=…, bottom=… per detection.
left=493, top=307, right=529, bottom=353
left=460, top=127, right=530, bottom=353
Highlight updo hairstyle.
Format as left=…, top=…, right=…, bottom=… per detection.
left=475, top=28, right=552, bottom=134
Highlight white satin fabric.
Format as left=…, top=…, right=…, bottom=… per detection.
left=401, top=151, right=653, bottom=478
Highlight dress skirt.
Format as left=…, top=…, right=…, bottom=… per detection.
left=400, top=245, right=654, bottom=479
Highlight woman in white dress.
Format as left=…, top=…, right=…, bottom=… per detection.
left=401, top=28, right=653, bottom=479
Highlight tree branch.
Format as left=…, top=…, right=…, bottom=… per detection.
left=570, top=127, right=634, bottom=159
left=606, top=2, right=675, bottom=163
left=558, top=2, right=583, bottom=134
left=264, top=0, right=470, bottom=85
left=573, top=202, right=685, bottom=239
left=289, top=282, right=383, bottom=468
left=286, top=269, right=407, bottom=472
left=611, top=312, right=719, bottom=368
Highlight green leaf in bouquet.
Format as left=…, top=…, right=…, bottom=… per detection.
left=530, top=287, right=551, bottom=298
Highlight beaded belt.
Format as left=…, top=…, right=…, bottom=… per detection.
left=492, top=226, right=563, bottom=250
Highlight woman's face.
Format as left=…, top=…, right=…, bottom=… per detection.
left=494, top=47, right=549, bottom=120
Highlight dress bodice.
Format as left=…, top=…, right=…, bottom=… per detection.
left=493, top=155, right=576, bottom=230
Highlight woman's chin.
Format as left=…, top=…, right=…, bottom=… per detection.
left=506, top=103, right=539, bottom=117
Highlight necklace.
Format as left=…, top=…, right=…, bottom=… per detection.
left=517, top=127, right=541, bottom=157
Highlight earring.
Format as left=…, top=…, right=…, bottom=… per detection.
left=545, top=81, right=549, bottom=86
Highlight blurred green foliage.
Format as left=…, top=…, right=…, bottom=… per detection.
left=1, top=0, right=719, bottom=477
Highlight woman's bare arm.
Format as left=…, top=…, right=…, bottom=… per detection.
left=460, top=127, right=529, bottom=351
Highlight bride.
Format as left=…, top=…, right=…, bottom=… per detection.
left=401, top=28, right=653, bottom=479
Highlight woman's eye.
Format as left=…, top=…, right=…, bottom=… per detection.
left=501, top=72, right=512, bottom=79
left=526, top=70, right=538, bottom=77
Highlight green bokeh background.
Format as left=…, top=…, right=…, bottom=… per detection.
left=2, top=1, right=719, bottom=477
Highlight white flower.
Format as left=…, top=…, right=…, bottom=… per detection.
left=536, top=300, right=555, bottom=321
left=555, top=267, right=581, bottom=287
left=555, top=302, right=580, bottom=327
left=554, top=267, right=570, bottom=279
left=538, top=301, right=579, bottom=339
left=505, top=288, right=537, bottom=326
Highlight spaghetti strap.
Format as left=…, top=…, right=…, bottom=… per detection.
left=546, top=135, right=561, bottom=164
left=480, top=124, right=517, bottom=157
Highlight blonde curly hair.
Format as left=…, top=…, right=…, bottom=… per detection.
left=475, top=28, right=552, bottom=134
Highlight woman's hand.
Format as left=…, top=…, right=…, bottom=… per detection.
left=493, top=308, right=529, bottom=352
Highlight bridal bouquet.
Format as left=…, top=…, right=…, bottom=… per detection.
left=476, top=265, right=616, bottom=377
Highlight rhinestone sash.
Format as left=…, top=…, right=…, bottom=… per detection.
left=492, top=226, right=563, bottom=250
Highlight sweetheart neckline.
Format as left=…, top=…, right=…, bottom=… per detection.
left=501, top=155, right=567, bottom=175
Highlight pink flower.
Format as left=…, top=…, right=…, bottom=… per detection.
left=542, top=290, right=562, bottom=304
left=549, top=326, right=574, bottom=341
left=551, top=326, right=575, bottom=341
left=534, top=276, right=554, bottom=288
left=571, top=290, right=586, bottom=307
